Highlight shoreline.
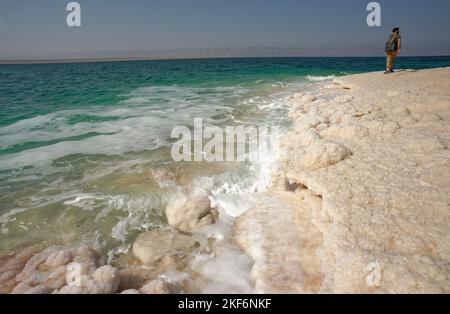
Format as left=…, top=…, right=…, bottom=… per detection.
left=263, top=67, right=450, bottom=293
left=1, top=67, right=449, bottom=293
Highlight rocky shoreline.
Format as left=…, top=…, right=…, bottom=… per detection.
left=274, top=67, right=450, bottom=293
left=1, top=67, right=449, bottom=294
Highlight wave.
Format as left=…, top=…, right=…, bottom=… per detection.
left=306, top=75, right=336, bottom=82
left=0, top=78, right=293, bottom=279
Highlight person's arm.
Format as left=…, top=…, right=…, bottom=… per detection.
left=397, top=38, right=402, bottom=55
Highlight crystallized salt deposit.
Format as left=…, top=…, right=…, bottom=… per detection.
left=209, top=194, right=253, bottom=218
left=276, top=68, right=450, bottom=293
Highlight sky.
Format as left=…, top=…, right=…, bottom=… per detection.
left=0, top=0, right=450, bottom=59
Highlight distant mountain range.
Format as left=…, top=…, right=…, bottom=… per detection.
left=2, top=46, right=450, bottom=63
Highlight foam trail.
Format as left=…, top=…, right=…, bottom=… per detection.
left=306, top=75, right=336, bottom=82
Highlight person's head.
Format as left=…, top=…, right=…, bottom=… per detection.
left=392, top=27, right=400, bottom=34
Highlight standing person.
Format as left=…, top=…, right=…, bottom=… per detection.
left=385, top=28, right=402, bottom=74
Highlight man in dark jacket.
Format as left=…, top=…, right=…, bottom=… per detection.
left=385, top=28, right=402, bottom=74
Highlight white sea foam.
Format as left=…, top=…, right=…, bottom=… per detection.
left=0, top=78, right=313, bottom=287
left=189, top=243, right=255, bottom=293
left=0, top=85, right=255, bottom=170
left=189, top=193, right=256, bottom=293
left=209, top=194, right=253, bottom=218
left=306, top=75, right=336, bottom=82
left=0, top=118, right=170, bottom=170
left=106, top=194, right=168, bottom=242
left=63, top=194, right=103, bottom=207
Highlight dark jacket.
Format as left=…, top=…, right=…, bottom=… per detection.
left=386, top=33, right=401, bottom=53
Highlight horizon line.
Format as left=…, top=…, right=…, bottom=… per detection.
left=2, top=54, right=450, bottom=65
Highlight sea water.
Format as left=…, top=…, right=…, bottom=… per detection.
left=1, top=56, right=449, bottom=263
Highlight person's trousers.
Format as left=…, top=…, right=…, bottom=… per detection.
left=386, top=51, right=397, bottom=71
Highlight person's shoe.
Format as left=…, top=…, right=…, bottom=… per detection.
left=384, top=71, right=391, bottom=74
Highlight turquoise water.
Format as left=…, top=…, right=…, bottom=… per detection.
left=1, top=56, right=449, bottom=256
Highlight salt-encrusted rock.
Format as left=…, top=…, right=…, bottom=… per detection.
left=315, top=123, right=329, bottom=132
left=92, top=265, right=120, bottom=292
left=44, top=250, right=73, bottom=268
left=118, top=249, right=188, bottom=291
left=302, top=95, right=317, bottom=102
left=300, top=139, right=352, bottom=170
left=56, top=265, right=120, bottom=294
left=0, top=270, right=18, bottom=289
left=387, top=90, right=400, bottom=97
left=404, top=132, right=447, bottom=152
left=322, top=124, right=369, bottom=141
left=0, top=244, right=44, bottom=294
left=166, top=196, right=216, bottom=232
left=11, top=282, right=32, bottom=294
left=14, top=246, right=97, bottom=291
left=284, top=130, right=352, bottom=171
left=8, top=244, right=121, bottom=294
left=288, top=108, right=305, bottom=119
left=121, top=289, right=141, bottom=294
left=132, top=229, right=199, bottom=264
left=366, top=120, right=401, bottom=136
left=280, top=68, right=450, bottom=293
left=118, top=266, right=157, bottom=291
left=23, top=284, right=54, bottom=294
left=294, top=114, right=323, bottom=132
left=334, top=95, right=354, bottom=103
left=420, top=113, right=442, bottom=122
left=139, top=279, right=183, bottom=294
left=235, top=189, right=323, bottom=293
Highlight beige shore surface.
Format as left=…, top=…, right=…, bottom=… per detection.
left=237, top=67, right=450, bottom=293
left=1, top=67, right=449, bottom=294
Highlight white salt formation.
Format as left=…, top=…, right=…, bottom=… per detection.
left=235, top=189, right=323, bottom=293
left=0, top=245, right=120, bottom=294
left=274, top=68, right=450, bottom=293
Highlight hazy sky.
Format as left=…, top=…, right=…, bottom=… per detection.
left=1, top=0, right=450, bottom=59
